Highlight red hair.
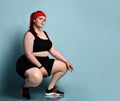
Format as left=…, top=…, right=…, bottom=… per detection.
left=29, top=11, right=46, bottom=35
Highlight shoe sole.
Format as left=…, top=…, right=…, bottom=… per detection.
left=22, top=97, right=30, bottom=99
left=45, top=92, right=64, bottom=96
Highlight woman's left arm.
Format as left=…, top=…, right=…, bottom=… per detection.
left=49, top=46, right=74, bottom=71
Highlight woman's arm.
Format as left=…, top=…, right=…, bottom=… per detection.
left=23, top=32, right=42, bottom=68
left=49, top=45, right=74, bottom=71
left=49, top=46, right=68, bottom=62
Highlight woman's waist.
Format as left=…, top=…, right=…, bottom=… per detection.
left=32, top=51, right=49, bottom=57
left=19, top=52, right=49, bottom=61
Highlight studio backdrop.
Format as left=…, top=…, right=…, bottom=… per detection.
left=0, top=0, right=120, bottom=101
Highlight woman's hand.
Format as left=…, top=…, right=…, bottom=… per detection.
left=65, top=62, right=74, bottom=72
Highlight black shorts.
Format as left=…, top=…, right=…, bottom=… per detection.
left=16, top=55, right=55, bottom=79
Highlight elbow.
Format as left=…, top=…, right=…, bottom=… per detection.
left=24, top=52, right=33, bottom=57
left=49, top=49, right=57, bottom=56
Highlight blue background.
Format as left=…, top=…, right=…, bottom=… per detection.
left=0, top=0, right=120, bottom=101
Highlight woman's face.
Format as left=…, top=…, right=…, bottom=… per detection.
left=34, top=16, right=46, bottom=28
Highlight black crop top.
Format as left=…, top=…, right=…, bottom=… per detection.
left=28, top=30, right=52, bottom=52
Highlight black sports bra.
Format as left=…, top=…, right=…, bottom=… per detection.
left=28, top=30, right=52, bottom=52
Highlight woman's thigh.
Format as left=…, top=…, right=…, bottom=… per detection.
left=25, top=67, right=48, bottom=77
left=25, top=67, right=42, bottom=78
left=51, top=60, right=67, bottom=74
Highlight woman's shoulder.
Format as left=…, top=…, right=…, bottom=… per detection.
left=26, top=30, right=34, bottom=34
left=24, top=30, right=35, bottom=39
left=25, top=30, right=33, bottom=35
left=43, top=30, right=49, bottom=38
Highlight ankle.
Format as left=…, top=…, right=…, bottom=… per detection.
left=23, top=83, right=28, bottom=88
left=22, top=87, right=30, bottom=99
left=47, top=86, right=54, bottom=90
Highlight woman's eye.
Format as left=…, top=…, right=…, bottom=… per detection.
left=44, top=19, right=46, bottom=22
left=39, top=18, right=43, bottom=20
left=39, top=18, right=46, bottom=22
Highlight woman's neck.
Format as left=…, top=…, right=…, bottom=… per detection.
left=33, top=26, right=42, bottom=35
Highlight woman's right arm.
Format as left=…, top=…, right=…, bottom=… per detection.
left=23, top=32, right=42, bottom=67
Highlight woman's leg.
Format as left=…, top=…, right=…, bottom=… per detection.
left=22, top=67, right=43, bottom=99
left=47, top=60, right=68, bottom=90
left=24, top=67, right=43, bottom=87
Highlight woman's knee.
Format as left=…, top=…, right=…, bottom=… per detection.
left=60, top=61, right=68, bottom=72
left=30, top=73, right=43, bottom=87
left=25, top=68, right=43, bottom=87
left=59, top=62, right=67, bottom=73
left=52, top=60, right=68, bottom=74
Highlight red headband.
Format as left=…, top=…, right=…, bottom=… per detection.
left=33, top=11, right=46, bottom=20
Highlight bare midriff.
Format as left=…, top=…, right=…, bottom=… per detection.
left=32, top=51, right=49, bottom=76
left=32, top=51, right=49, bottom=57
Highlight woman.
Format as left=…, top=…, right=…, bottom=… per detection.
left=16, top=10, right=73, bottom=99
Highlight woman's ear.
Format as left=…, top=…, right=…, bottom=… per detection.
left=33, top=20, right=35, bottom=22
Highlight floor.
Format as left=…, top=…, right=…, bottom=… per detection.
left=0, top=82, right=120, bottom=101
left=0, top=75, right=120, bottom=101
